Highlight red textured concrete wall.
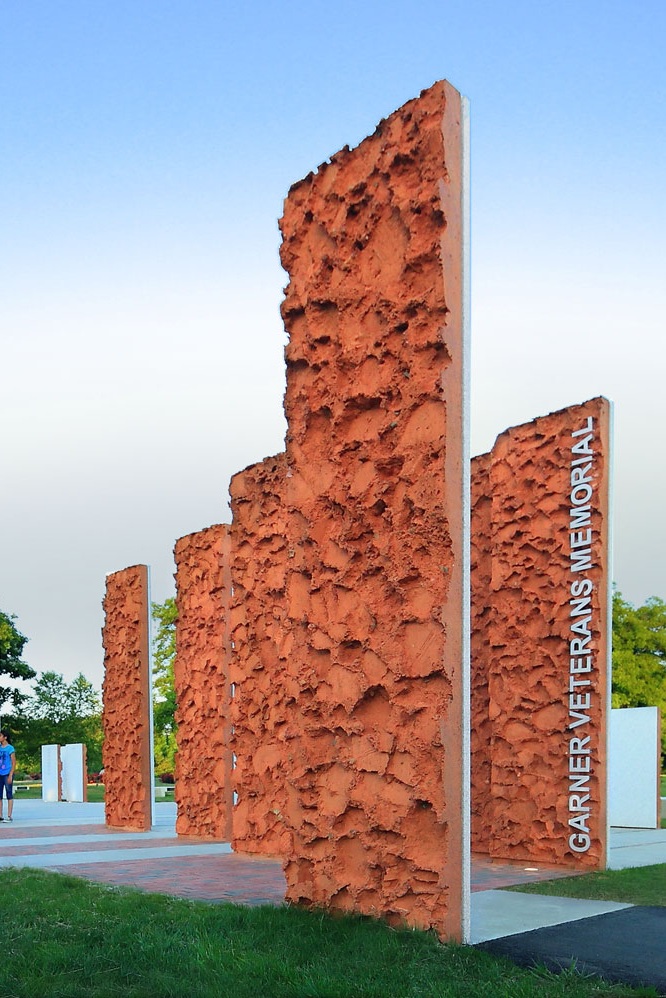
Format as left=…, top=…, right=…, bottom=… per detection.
left=470, top=452, right=494, bottom=852
left=271, top=80, right=469, bottom=940
left=102, top=564, right=152, bottom=831
left=174, top=525, right=233, bottom=839
left=470, top=398, right=611, bottom=867
left=229, top=454, right=293, bottom=857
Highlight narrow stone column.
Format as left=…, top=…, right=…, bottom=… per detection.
left=174, top=525, right=234, bottom=839
left=102, top=564, right=152, bottom=831
left=229, top=455, right=293, bottom=856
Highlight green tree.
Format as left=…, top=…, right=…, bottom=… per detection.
left=151, top=598, right=177, bottom=775
left=11, top=671, right=103, bottom=774
left=612, top=590, right=666, bottom=764
left=67, top=673, right=101, bottom=719
left=26, top=671, right=70, bottom=723
left=0, top=611, right=36, bottom=712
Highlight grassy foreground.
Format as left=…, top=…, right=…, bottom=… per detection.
left=0, top=869, right=655, bottom=998
left=507, top=862, right=666, bottom=908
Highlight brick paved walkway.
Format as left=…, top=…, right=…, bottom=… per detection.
left=0, top=802, right=581, bottom=905
left=50, top=852, right=288, bottom=905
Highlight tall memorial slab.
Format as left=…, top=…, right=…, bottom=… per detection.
left=60, top=743, right=87, bottom=803
left=469, top=451, right=494, bottom=849
left=41, top=744, right=61, bottom=803
left=229, top=454, right=293, bottom=856
left=470, top=398, right=612, bottom=867
left=102, top=564, right=153, bottom=831
left=262, top=80, right=470, bottom=940
left=173, top=525, right=233, bottom=839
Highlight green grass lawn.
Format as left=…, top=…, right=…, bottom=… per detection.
left=14, top=784, right=173, bottom=804
left=0, top=868, right=656, bottom=998
left=507, top=862, right=666, bottom=907
left=5, top=782, right=662, bottom=994
left=13, top=783, right=105, bottom=803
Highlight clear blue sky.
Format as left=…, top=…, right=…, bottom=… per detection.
left=1, top=1, right=664, bottom=691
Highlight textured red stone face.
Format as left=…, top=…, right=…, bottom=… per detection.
left=229, top=454, right=293, bottom=857
left=174, top=525, right=233, bottom=839
left=229, top=80, right=469, bottom=941
left=102, top=564, right=152, bottom=831
left=470, top=452, right=494, bottom=851
left=471, top=397, right=611, bottom=868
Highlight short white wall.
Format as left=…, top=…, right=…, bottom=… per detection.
left=41, top=744, right=61, bottom=802
left=609, top=706, right=661, bottom=828
left=60, top=743, right=87, bottom=802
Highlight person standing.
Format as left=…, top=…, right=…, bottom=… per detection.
left=0, top=729, right=16, bottom=822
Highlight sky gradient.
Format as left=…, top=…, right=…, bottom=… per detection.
left=1, top=1, right=665, bottom=692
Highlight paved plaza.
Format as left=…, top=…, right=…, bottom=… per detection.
left=2, top=800, right=666, bottom=991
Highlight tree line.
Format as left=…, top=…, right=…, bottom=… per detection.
left=0, top=603, right=177, bottom=778
left=612, top=591, right=666, bottom=764
left=1, top=589, right=665, bottom=779
left=0, top=611, right=102, bottom=774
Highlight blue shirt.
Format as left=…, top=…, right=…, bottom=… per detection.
left=0, top=744, right=14, bottom=776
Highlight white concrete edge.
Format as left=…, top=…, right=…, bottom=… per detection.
left=0, top=842, right=233, bottom=869
left=460, top=88, right=472, bottom=946
left=147, top=565, right=156, bottom=831
left=0, top=830, right=181, bottom=847
left=604, top=397, right=615, bottom=868
left=469, top=889, right=633, bottom=945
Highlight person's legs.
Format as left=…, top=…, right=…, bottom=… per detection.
left=0, top=777, right=5, bottom=820
left=6, top=782, right=13, bottom=820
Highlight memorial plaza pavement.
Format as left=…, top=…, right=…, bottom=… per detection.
left=2, top=800, right=665, bottom=993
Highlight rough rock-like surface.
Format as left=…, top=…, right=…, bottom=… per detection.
left=270, top=80, right=468, bottom=940
left=174, top=525, right=233, bottom=839
left=229, top=455, right=293, bottom=857
left=470, top=451, right=494, bottom=852
left=470, top=398, right=611, bottom=867
left=102, top=565, right=152, bottom=831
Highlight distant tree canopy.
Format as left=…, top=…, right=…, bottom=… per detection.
left=612, top=590, right=666, bottom=763
left=0, top=610, right=36, bottom=712
left=8, top=671, right=103, bottom=774
left=152, top=598, right=177, bottom=775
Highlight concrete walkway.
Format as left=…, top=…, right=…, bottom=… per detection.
left=470, top=825, right=666, bottom=944
left=2, top=801, right=665, bottom=990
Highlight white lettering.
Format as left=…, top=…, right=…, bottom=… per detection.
left=570, top=548, right=593, bottom=572
left=571, top=463, right=593, bottom=486
left=572, top=417, right=594, bottom=437
left=568, top=813, right=590, bottom=833
left=571, top=578, right=593, bottom=598
left=567, top=416, right=597, bottom=857
left=570, top=529, right=592, bottom=549
left=570, top=504, right=592, bottom=529
left=569, top=793, right=590, bottom=811
left=571, top=616, right=592, bottom=637
left=571, top=435, right=593, bottom=455
left=571, top=482, right=593, bottom=505
left=570, top=593, right=592, bottom=616
left=569, top=833, right=591, bottom=852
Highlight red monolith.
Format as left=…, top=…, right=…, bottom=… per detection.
left=102, top=564, right=152, bottom=831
